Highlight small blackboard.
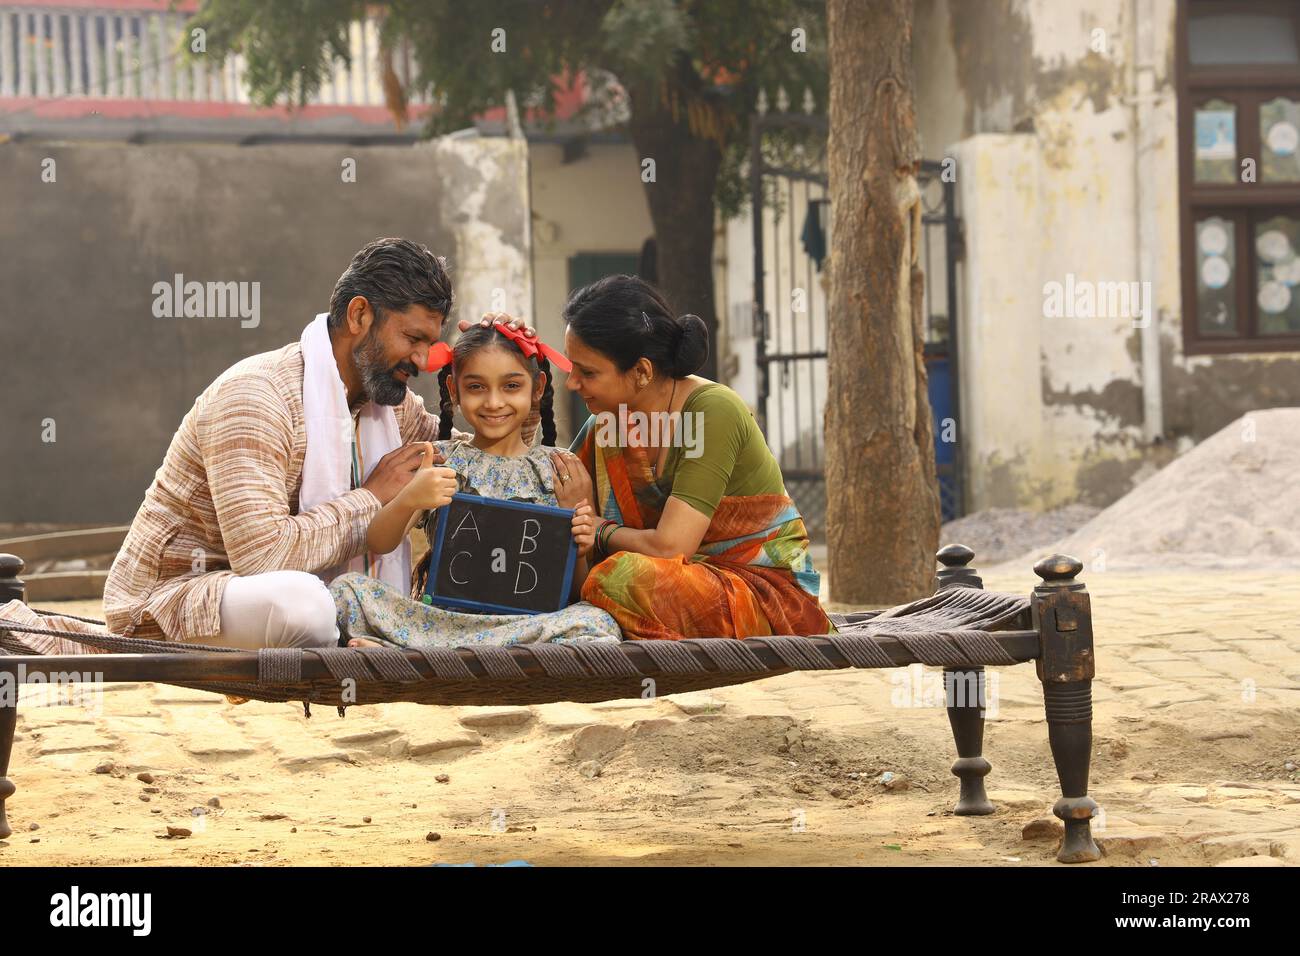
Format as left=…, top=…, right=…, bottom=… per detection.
left=424, top=493, right=578, bottom=615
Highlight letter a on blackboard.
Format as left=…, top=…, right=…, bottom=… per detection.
left=452, top=509, right=481, bottom=542
left=491, top=548, right=506, bottom=572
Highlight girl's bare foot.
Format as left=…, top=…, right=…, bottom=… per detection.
left=347, top=637, right=383, bottom=648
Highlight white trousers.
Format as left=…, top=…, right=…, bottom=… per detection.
left=214, top=570, right=340, bottom=649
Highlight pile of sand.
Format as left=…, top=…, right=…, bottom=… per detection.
left=941, top=505, right=1101, bottom=564
left=1001, top=407, right=1300, bottom=572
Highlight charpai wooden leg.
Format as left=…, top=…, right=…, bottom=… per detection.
left=945, top=665, right=994, bottom=814
left=1033, top=554, right=1101, bottom=863
left=0, top=695, right=16, bottom=840
left=935, top=544, right=995, bottom=815
left=1043, top=681, right=1099, bottom=862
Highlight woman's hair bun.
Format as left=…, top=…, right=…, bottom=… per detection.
left=673, top=313, right=710, bottom=377
left=561, top=274, right=711, bottom=379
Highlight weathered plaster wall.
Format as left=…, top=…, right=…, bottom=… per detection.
left=916, top=0, right=1300, bottom=511
left=528, top=140, right=654, bottom=441
left=0, top=137, right=531, bottom=522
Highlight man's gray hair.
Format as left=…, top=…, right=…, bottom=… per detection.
left=328, top=238, right=453, bottom=330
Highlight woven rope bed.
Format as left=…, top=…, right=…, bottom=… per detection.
left=0, top=544, right=1102, bottom=862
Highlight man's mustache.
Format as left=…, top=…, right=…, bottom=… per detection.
left=394, top=361, right=418, bottom=378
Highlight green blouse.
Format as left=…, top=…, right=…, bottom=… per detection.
left=570, top=383, right=787, bottom=519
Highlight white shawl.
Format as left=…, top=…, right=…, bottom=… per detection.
left=299, top=312, right=411, bottom=591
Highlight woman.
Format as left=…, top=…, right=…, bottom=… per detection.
left=550, top=274, right=834, bottom=641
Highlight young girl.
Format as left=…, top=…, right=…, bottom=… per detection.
left=329, top=322, right=621, bottom=647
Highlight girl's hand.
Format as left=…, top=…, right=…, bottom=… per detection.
left=396, top=444, right=459, bottom=510
left=570, top=501, right=596, bottom=558
left=457, top=311, right=536, bottom=338
left=550, top=450, right=593, bottom=509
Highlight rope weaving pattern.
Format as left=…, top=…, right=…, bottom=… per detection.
left=0, top=587, right=1035, bottom=706
left=413, top=647, right=475, bottom=680
left=560, top=642, right=640, bottom=678
left=0, top=620, right=240, bottom=654
left=824, top=634, right=895, bottom=669
left=756, top=635, right=839, bottom=670
left=257, top=648, right=302, bottom=683
left=696, top=638, right=768, bottom=673
left=637, top=639, right=705, bottom=674
left=526, top=644, right=590, bottom=678
left=473, top=645, right=529, bottom=680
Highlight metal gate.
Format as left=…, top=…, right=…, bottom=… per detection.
left=749, top=105, right=965, bottom=539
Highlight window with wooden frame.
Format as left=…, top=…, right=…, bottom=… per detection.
left=1178, top=0, right=1300, bottom=353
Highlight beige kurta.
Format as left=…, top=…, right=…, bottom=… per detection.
left=103, top=342, right=444, bottom=641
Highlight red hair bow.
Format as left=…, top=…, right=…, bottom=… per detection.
left=493, top=320, right=573, bottom=373
left=423, top=341, right=454, bottom=373
left=425, top=322, right=571, bottom=374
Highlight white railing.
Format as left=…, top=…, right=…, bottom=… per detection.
left=0, top=5, right=428, bottom=107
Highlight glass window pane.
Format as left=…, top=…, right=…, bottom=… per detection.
left=1255, top=215, right=1300, bottom=334
left=1195, top=216, right=1237, bottom=336
left=1195, top=99, right=1237, bottom=183
left=1189, top=14, right=1300, bottom=65
left=1261, top=97, right=1300, bottom=181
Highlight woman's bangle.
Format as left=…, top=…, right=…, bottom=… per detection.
left=595, top=519, right=619, bottom=559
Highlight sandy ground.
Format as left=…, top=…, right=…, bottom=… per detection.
left=2, top=563, right=1298, bottom=867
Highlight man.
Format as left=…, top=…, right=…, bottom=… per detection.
left=103, top=238, right=535, bottom=648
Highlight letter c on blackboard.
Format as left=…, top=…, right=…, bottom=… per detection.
left=449, top=550, right=472, bottom=585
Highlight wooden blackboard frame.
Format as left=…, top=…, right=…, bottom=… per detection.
left=423, top=493, right=578, bottom=616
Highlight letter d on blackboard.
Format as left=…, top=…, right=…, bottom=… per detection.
left=514, top=561, right=538, bottom=594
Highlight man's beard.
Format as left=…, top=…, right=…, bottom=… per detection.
left=353, top=328, right=417, bottom=407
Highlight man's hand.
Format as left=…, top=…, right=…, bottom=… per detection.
left=361, top=442, right=445, bottom=506
left=395, top=444, right=459, bottom=511
left=457, top=311, right=536, bottom=338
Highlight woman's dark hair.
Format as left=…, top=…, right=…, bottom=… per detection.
left=562, top=274, right=708, bottom=379
left=328, top=237, right=454, bottom=330
left=435, top=324, right=557, bottom=446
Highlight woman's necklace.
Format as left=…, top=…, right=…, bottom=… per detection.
left=649, top=378, right=678, bottom=477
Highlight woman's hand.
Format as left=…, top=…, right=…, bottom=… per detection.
left=570, top=500, right=596, bottom=558
left=457, top=311, right=536, bottom=338
left=550, top=450, right=593, bottom=509
left=396, top=444, right=459, bottom=510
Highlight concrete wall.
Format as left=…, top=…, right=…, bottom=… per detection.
left=0, top=136, right=531, bottom=522
left=915, top=0, right=1300, bottom=509
left=528, top=140, right=654, bottom=440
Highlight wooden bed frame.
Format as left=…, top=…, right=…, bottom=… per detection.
left=0, top=544, right=1102, bottom=863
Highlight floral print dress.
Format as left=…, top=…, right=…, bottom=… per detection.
left=330, top=439, right=621, bottom=647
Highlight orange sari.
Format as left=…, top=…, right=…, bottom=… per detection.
left=575, top=422, right=833, bottom=641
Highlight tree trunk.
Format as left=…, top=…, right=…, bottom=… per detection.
left=625, top=85, right=722, bottom=382
left=825, top=0, right=940, bottom=605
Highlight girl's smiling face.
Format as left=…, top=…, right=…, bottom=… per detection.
left=450, top=345, right=545, bottom=442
